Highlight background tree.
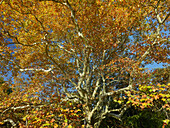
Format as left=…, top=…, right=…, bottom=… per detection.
left=0, top=0, right=169, bottom=127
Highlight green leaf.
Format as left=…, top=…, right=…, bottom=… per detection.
left=42, top=123, right=50, bottom=126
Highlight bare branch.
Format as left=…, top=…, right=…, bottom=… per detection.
left=154, top=0, right=169, bottom=24
left=102, top=86, right=130, bottom=97
left=92, top=77, right=101, bottom=98
left=5, top=31, right=34, bottom=47
left=0, top=0, right=4, bottom=5
left=32, top=13, right=47, bottom=32
left=3, top=119, right=17, bottom=127
left=1, top=104, right=46, bottom=115
left=87, top=98, right=103, bottom=125
left=162, top=12, right=170, bottom=24
left=20, top=68, right=53, bottom=72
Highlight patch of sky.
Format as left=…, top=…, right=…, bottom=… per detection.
left=145, top=62, right=169, bottom=70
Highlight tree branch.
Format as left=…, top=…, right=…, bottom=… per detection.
left=3, top=119, right=17, bottom=127
left=19, top=68, right=53, bottom=72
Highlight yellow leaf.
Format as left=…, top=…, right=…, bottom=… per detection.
left=54, top=123, right=59, bottom=128
left=0, top=122, right=4, bottom=125
left=58, top=114, right=63, bottom=117
left=77, top=109, right=81, bottom=112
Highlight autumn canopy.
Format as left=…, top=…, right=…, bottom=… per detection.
left=0, top=0, right=169, bottom=127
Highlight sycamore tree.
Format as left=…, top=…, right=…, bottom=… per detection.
left=0, top=0, right=169, bottom=127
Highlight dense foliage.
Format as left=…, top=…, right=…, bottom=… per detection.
left=0, top=0, right=169, bottom=127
